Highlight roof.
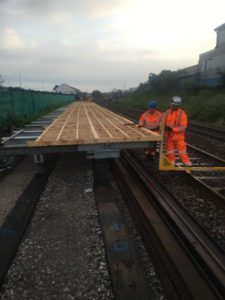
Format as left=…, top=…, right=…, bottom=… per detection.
left=214, top=23, right=225, bottom=32
left=63, top=84, right=81, bottom=92
left=53, top=83, right=81, bottom=92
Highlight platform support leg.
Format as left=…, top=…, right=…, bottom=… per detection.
left=34, top=153, right=45, bottom=163
left=34, top=153, right=46, bottom=174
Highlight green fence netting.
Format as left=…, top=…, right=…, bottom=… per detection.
left=0, top=91, right=75, bottom=128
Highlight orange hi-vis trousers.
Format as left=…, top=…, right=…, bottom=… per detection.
left=166, top=135, right=190, bottom=164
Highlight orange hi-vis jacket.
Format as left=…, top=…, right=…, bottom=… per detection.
left=138, top=110, right=162, bottom=130
left=165, top=108, right=187, bottom=140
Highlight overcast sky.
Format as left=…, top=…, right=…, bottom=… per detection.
left=1, top=0, right=225, bottom=92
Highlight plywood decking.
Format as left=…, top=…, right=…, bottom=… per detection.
left=29, top=102, right=161, bottom=147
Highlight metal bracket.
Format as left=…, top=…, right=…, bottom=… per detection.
left=34, top=153, right=44, bottom=163
left=86, top=150, right=120, bottom=159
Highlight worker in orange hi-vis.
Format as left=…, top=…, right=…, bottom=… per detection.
left=164, top=96, right=192, bottom=166
left=138, top=100, right=162, bottom=158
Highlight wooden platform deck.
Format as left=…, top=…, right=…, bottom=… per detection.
left=29, top=102, right=161, bottom=147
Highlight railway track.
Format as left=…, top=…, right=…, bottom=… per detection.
left=185, top=144, right=225, bottom=206
left=0, top=103, right=224, bottom=298
left=0, top=152, right=164, bottom=299
left=102, top=103, right=225, bottom=141
left=111, top=150, right=225, bottom=299
left=188, top=122, right=225, bottom=142
left=0, top=153, right=118, bottom=299
left=102, top=102, right=225, bottom=207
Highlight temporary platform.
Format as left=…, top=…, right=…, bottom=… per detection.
left=0, top=102, right=161, bottom=160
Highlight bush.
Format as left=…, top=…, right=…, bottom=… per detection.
left=116, top=88, right=225, bottom=125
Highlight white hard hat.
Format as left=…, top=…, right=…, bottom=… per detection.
left=170, top=96, right=182, bottom=106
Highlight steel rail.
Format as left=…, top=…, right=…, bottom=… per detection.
left=188, top=123, right=225, bottom=142
left=184, top=171, right=225, bottom=209
left=1, top=129, right=24, bottom=144
left=103, top=104, right=225, bottom=205
left=125, top=150, right=225, bottom=288
left=185, top=144, right=225, bottom=206
left=187, top=144, right=225, bottom=164
left=111, top=150, right=225, bottom=299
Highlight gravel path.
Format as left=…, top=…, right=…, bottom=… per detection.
left=0, top=153, right=113, bottom=300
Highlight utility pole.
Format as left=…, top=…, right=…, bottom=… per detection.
left=19, top=73, right=22, bottom=88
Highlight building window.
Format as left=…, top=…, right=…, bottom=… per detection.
left=204, top=59, right=211, bottom=71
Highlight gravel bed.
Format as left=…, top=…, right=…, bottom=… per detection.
left=0, top=153, right=113, bottom=300
left=190, top=120, right=225, bottom=130
left=187, top=131, right=225, bottom=160
left=0, top=156, right=35, bottom=227
left=142, top=157, right=225, bottom=251
left=199, top=177, right=225, bottom=187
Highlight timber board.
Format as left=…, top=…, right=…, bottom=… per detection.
left=29, top=102, right=161, bottom=147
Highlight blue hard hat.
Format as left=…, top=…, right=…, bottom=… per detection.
left=148, top=100, right=157, bottom=109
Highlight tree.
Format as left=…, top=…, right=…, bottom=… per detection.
left=92, top=90, right=103, bottom=100
left=148, top=70, right=180, bottom=93
left=217, top=68, right=225, bottom=88
left=0, top=75, right=5, bottom=87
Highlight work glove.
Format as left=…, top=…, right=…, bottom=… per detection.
left=165, top=126, right=173, bottom=132
left=151, top=127, right=160, bottom=132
